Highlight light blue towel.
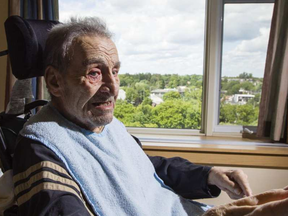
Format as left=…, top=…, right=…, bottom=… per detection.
left=21, top=103, right=208, bottom=216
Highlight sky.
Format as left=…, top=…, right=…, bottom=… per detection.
left=59, top=0, right=274, bottom=78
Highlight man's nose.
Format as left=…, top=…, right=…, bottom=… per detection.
left=100, top=70, right=118, bottom=95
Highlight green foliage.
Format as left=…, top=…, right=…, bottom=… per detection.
left=119, top=73, right=203, bottom=89
left=222, top=80, right=240, bottom=95
left=125, top=82, right=150, bottom=106
left=247, top=93, right=261, bottom=106
left=151, top=100, right=201, bottom=129
left=240, top=81, right=254, bottom=91
left=114, top=100, right=136, bottom=123
left=167, top=75, right=180, bottom=88
left=142, top=97, right=153, bottom=106
left=184, top=87, right=202, bottom=102
left=238, top=72, right=253, bottom=79
left=219, top=103, right=259, bottom=126
left=116, top=72, right=262, bottom=129
left=163, top=91, right=181, bottom=101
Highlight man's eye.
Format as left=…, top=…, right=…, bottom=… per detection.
left=88, top=71, right=99, bottom=76
left=112, top=70, right=119, bottom=76
left=87, top=71, right=101, bottom=81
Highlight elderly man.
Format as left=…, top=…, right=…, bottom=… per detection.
left=12, top=17, right=287, bottom=216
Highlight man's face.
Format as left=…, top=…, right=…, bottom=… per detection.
left=56, top=35, right=120, bottom=132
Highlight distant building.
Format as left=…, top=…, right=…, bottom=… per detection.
left=177, top=86, right=187, bottom=94
left=238, top=88, right=253, bottom=95
left=118, top=89, right=126, bottom=100
left=222, top=95, right=233, bottom=103
left=149, top=94, right=163, bottom=106
left=151, top=88, right=177, bottom=98
left=232, top=94, right=255, bottom=105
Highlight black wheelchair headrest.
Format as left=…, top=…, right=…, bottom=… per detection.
left=4, top=16, right=60, bottom=80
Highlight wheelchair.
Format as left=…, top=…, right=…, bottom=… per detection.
left=0, top=16, right=59, bottom=215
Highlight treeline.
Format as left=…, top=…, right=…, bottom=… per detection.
left=114, top=90, right=202, bottom=129
left=114, top=72, right=262, bottom=128
left=119, top=73, right=203, bottom=89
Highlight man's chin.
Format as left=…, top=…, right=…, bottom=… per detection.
left=91, top=113, right=114, bottom=126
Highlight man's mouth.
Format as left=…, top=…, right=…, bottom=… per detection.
left=92, top=101, right=114, bottom=110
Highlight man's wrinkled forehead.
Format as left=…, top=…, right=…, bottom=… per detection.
left=70, top=35, right=119, bottom=66
left=82, top=57, right=121, bottom=68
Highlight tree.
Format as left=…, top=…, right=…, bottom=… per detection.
left=142, top=97, right=152, bottom=106
left=163, top=91, right=181, bottom=101
left=230, top=84, right=241, bottom=95
left=184, top=87, right=202, bottom=102
left=240, top=81, right=254, bottom=91
left=236, top=104, right=259, bottom=125
left=167, top=74, right=180, bottom=88
left=125, top=87, right=138, bottom=104
left=133, top=104, right=155, bottom=127
left=238, top=72, right=253, bottom=79
left=125, top=82, right=150, bottom=106
left=116, top=73, right=206, bottom=129
left=222, top=80, right=240, bottom=95
left=248, top=93, right=261, bottom=107
left=156, top=80, right=165, bottom=89
left=151, top=100, right=201, bottom=129
left=219, top=103, right=259, bottom=126
left=114, top=100, right=136, bottom=124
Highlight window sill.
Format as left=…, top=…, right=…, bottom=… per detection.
left=140, top=136, right=288, bottom=169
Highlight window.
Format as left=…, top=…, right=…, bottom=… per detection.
left=204, top=0, right=274, bottom=136
left=219, top=2, right=274, bottom=127
left=58, top=0, right=274, bottom=137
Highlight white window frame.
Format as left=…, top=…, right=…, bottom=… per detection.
left=128, top=0, right=274, bottom=138
left=203, top=0, right=274, bottom=137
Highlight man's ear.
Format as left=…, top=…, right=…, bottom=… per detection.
left=44, top=66, right=63, bottom=97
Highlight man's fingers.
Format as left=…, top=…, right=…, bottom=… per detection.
left=204, top=205, right=256, bottom=216
left=225, top=205, right=256, bottom=216
left=220, top=173, right=244, bottom=198
left=208, top=167, right=252, bottom=199
left=225, top=190, right=243, bottom=200
left=228, top=170, right=253, bottom=197
left=246, top=197, right=288, bottom=216
left=230, top=189, right=288, bottom=207
left=253, top=189, right=288, bottom=205
left=231, top=195, right=259, bottom=206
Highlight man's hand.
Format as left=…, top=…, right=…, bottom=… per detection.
left=207, top=167, right=252, bottom=199
left=203, top=187, right=288, bottom=216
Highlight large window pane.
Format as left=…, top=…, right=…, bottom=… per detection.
left=59, top=0, right=205, bottom=129
left=219, top=3, right=273, bottom=126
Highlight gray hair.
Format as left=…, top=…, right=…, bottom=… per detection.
left=44, top=17, right=113, bottom=73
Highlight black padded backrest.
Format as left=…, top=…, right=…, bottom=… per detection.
left=4, top=16, right=60, bottom=79
left=0, top=100, right=48, bottom=172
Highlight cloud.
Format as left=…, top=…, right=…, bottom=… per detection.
left=221, top=3, right=273, bottom=78
left=222, top=28, right=270, bottom=78
left=223, top=4, right=273, bottom=42
left=59, top=0, right=273, bottom=78
left=235, top=28, right=270, bottom=53
left=106, top=0, right=147, bottom=12
left=167, top=0, right=205, bottom=14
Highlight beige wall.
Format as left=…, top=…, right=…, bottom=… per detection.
left=0, top=1, right=8, bottom=111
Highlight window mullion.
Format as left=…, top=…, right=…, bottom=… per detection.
left=202, top=0, right=223, bottom=136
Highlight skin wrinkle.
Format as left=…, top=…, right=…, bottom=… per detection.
left=79, top=36, right=118, bottom=67
left=49, top=35, right=120, bottom=133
